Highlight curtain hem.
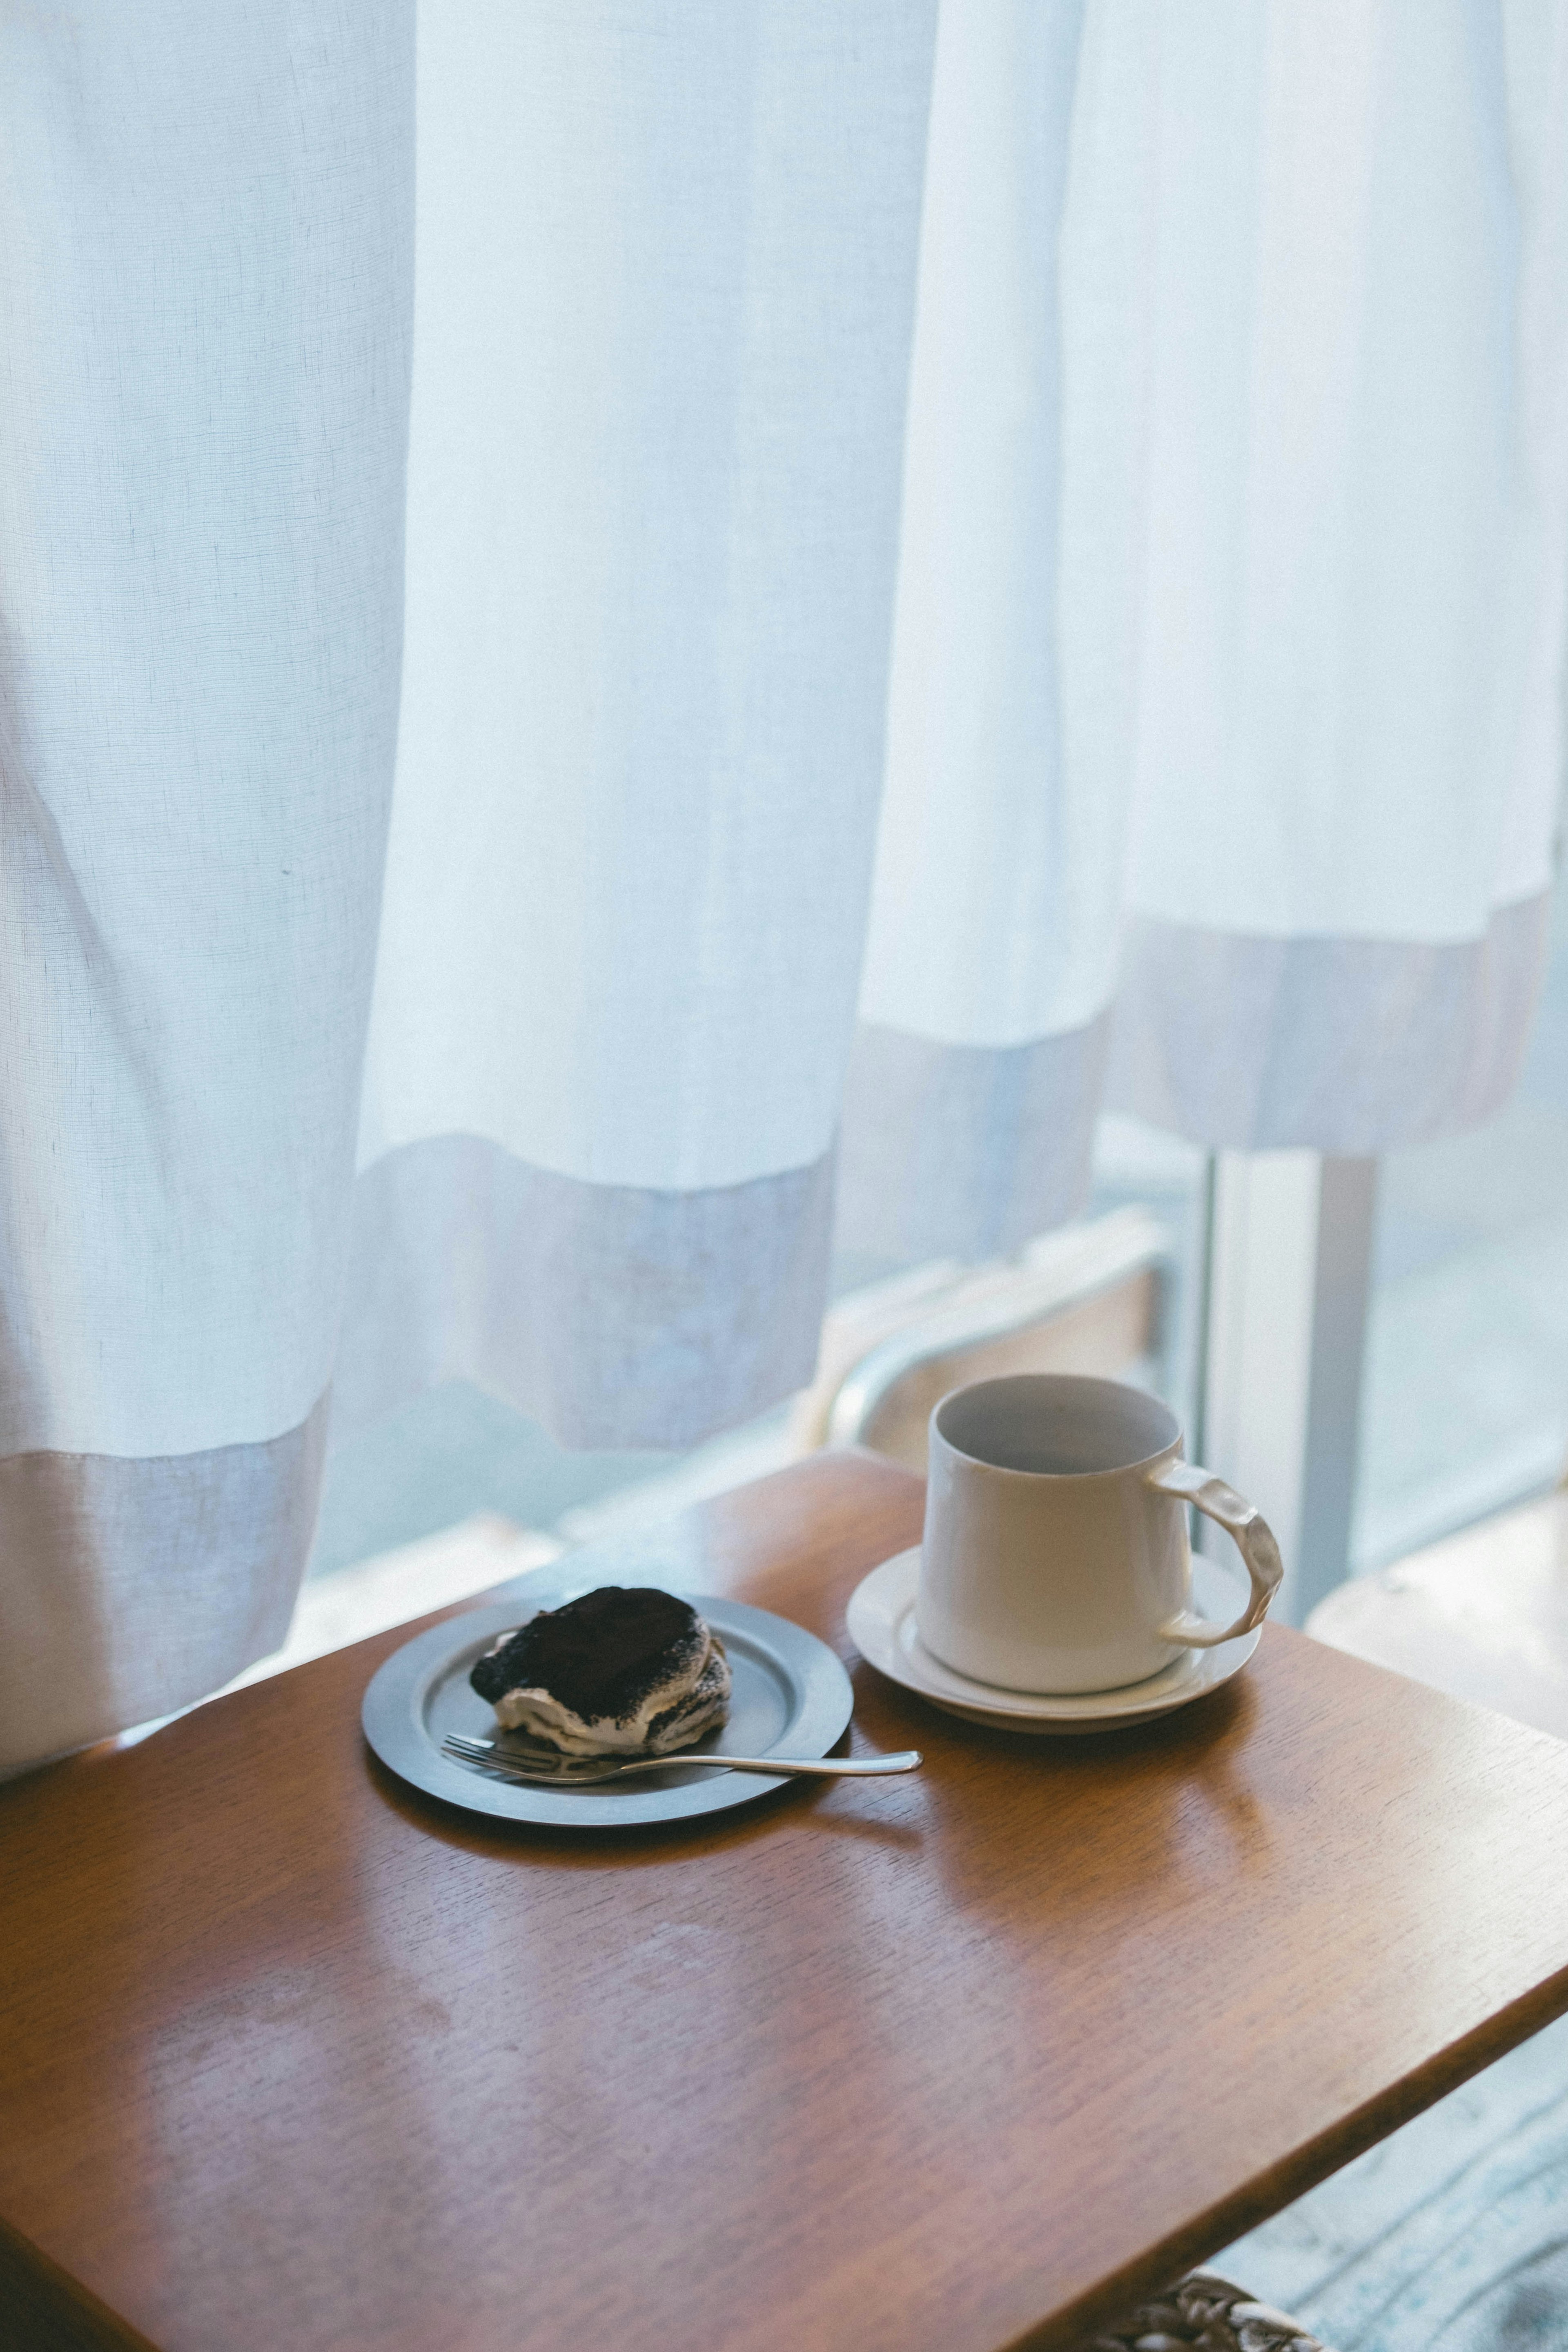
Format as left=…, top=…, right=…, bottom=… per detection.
left=0, top=1396, right=327, bottom=1776
left=336, top=1136, right=837, bottom=1453
left=1109, top=896, right=1552, bottom=1151
left=837, top=1013, right=1111, bottom=1260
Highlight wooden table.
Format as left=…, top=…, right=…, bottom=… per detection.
left=6, top=1453, right=1568, bottom=2352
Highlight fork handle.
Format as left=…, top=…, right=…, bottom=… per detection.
left=617, top=1751, right=922, bottom=1778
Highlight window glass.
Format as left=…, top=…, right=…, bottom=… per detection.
left=1352, top=871, right=1568, bottom=1570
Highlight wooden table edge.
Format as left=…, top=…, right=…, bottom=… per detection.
left=1019, top=1965, right=1568, bottom=2351
left=0, top=2212, right=159, bottom=2352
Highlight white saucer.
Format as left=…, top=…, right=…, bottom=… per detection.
left=845, top=1548, right=1261, bottom=1735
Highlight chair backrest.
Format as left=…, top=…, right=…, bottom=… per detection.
left=793, top=1207, right=1170, bottom=1472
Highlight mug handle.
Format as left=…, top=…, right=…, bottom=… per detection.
left=1142, top=1458, right=1283, bottom=1647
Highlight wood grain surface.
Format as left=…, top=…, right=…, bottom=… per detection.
left=4, top=1452, right=1568, bottom=2352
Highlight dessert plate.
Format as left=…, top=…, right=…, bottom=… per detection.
left=845, top=1548, right=1260, bottom=1735
left=362, top=1571, right=853, bottom=1829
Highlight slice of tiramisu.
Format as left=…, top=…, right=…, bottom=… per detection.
left=469, top=1586, right=731, bottom=1758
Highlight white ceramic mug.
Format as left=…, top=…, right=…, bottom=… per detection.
left=917, top=1373, right=1283, bottom=1695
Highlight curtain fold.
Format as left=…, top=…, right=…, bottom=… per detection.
left=847, top=0, right=1568, bottom=1256
left=351, top=0, right=938, bottom=1453
left=3, top=0, right=1566, bottom=1770
left=0, top=0, right=413, bottom=1769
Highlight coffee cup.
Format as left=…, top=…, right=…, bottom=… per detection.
left=917, top=1373, right=1282, bottom=1695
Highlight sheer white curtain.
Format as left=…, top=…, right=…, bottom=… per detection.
left=3, top=0, right=1565, bottom=1773
left=844, top=0, right=1568, bottom=1261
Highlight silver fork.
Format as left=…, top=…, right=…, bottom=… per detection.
left=441, top=1732, right=921, bottom=1785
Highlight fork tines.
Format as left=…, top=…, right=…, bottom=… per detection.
left=442, top=1732, right=600, bottom=1780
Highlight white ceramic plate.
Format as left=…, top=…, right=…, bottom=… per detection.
left=845, top=1548, right=1260, bottom=1734
left=363, top=1574, right=852, bottom=1827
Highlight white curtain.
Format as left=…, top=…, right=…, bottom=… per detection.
left=3, top=0, right=1565, bottom=1772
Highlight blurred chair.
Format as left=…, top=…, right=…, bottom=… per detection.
left=793, top=1206, right=1170, bottom=1472
left=1082, top=2271, right=1331, bottom=2352
left=1307, top=1471, right=1568, bottom=1740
